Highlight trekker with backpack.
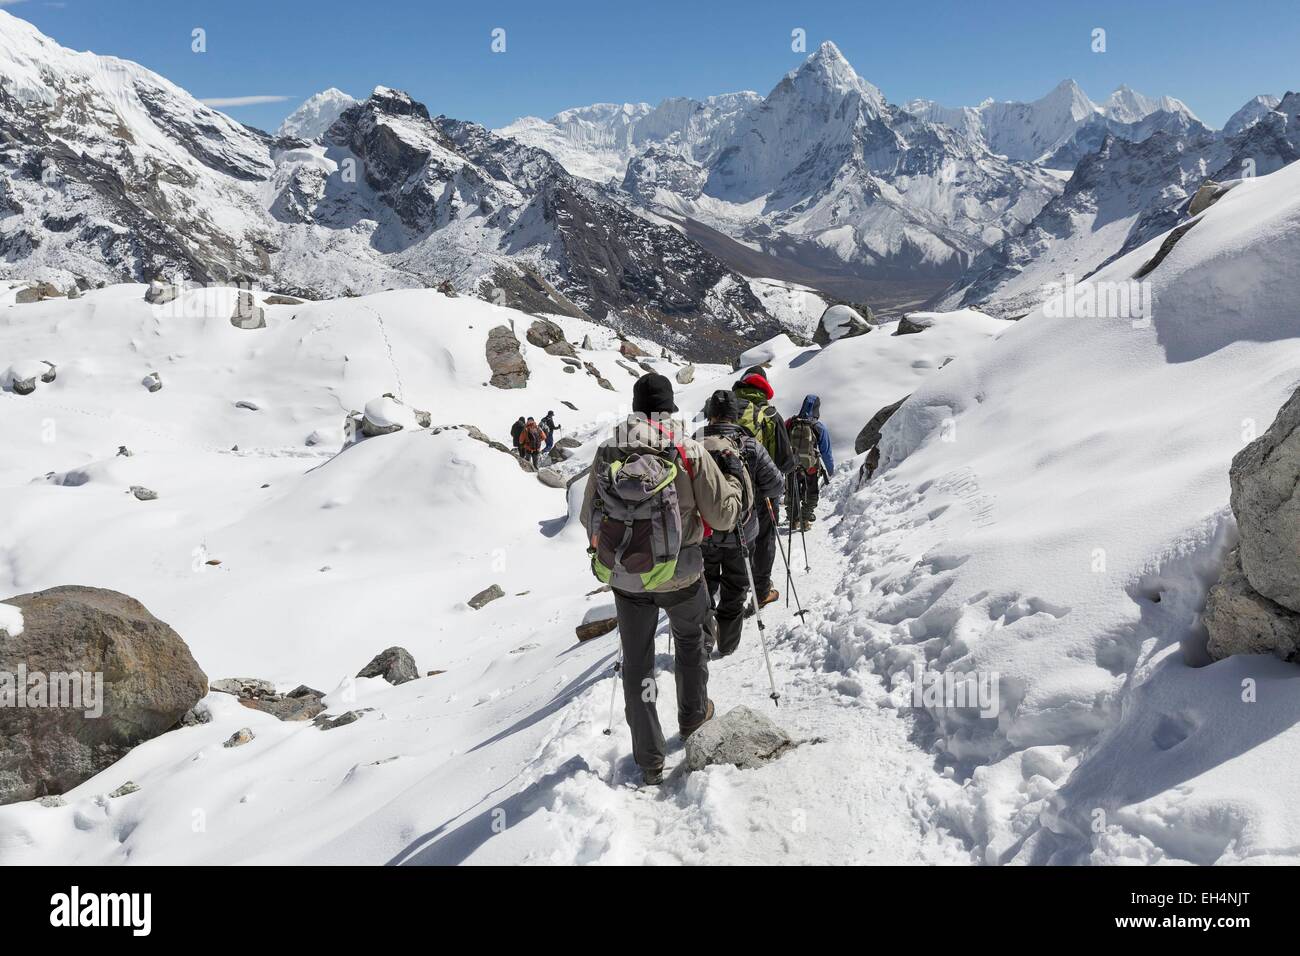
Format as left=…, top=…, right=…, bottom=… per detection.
left=694, top=390, right=785, bottom=658
left=519, top=417, right=545, bottom=468
left=786, top=395, right=834, bottom=531
left=540, top=410, right=560, bottom=452
left=732, top=366, right=795, bottom=606
left=510, top=416, right=526, bottom=455
left=580, top=373, right=743, bottom=786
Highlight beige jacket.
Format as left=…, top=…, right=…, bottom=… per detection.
left=581, top=413, right=742, bottom=590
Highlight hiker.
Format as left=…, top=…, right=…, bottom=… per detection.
left=581, top=372, right=743, bottom=786
left=732, top=365, right=795, bottom=607
left=786, top=394, right=834, bottom=531
left=540, top=410, right=560, bottom=452
left=510, top=416, right=526, bottom=455
left=694, top=390, right=785, bottom=658
left=518, top=417, right=545, bottom=468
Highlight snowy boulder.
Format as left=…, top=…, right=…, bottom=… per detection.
left=894, top=313, right=936, bottom=335
left=141, top=371, right=163, bottom=392
left=357, top=646, right=419, bottom=685
left=684, top=705, right=797, bottom=772
left=230, top=291, right=266, bottom=330
left=0, top=586, right=207, bottom=805
left=1188, top=179, right=1230, bottom=217
left=468, top=584, right=505, bottom=610
left=736, top=334, right=800, bottom=370
left=1205, top=548, right=1300, bottom=662
left=548, top=436, right=581, bottom=462
left=537, top=466, right=567, bottom=488
left=486, top=325, right=529, bottom=389
left=576, top=604, right=618, bottom=642
left=3, top=359, right=55, bottom=394
left=813, top=304, right=874, bottom=346
left=360, top=397, right=418, bottom=438
left=675, top=364, right=695, bottom=385
left=144, top=280, right=178, bottom=305
left=1228, top=388, right=1300, bottom=612
left=855, top=394, right=910, bottom=455
left=525, top=318, right=565, bottom=349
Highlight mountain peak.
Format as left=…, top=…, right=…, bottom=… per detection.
left=788, top=39, right=884, bottom=110
left=277, top=88, right=358, bottom=140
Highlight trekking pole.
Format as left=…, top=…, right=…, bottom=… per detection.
left=602, top=654, right=622, bottom=736
left=797, top=472, right=811, bottom=573
left=737, top=520, right=781, bottom=707
left=765, top=499, right=808, bottom=622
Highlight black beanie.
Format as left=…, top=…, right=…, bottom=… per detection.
left=704, top=389, right=740, bottom=422
left=632, top=372, right=677, bottom=414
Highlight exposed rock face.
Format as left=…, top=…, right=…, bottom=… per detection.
left=468, top=584, right=505, bottom=609
left=814, top=304, right=873, bottom=346
left=683, top=705, right=797, bottom=772
left=0, top=586, right=207, bottom=804
left=357, top=647, right=419, bottom=685
left=855, top=395, right=910, bottom=455
left=486, top=325, right=530, bottom=389
left=1229, top=388, right=1300, bottom=611
left=1206, top=389, right=1300, bottom=662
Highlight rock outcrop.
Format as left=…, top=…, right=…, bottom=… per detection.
left=486, top=325, right=529, bottom=389
left=0, top=586, right=207, bottom=804
left=855, top=395, right=910, bottom=455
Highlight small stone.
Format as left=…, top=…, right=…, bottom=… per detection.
left=129, top=485, right=158, bottom=501
left=109, top=781, right=140, bottom=798
left=142, top=371, right=163, bottom=392
left=468, top=584, right=505, bottom=610
left=314, top=710, right=367, bottom=731
left=576, top=617, right=618, bottom=641
left=223, top=728, right=255, bottom=748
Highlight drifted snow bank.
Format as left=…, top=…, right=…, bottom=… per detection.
left=813, top=159, right=1300, bottom=864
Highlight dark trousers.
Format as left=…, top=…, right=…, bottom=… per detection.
left=613, top=575, right=711, bottom=771
left=703, top=544, right=750, bottom=656
left=787, top=469, right=819, bottom=524
left=752, top=507, right=778, bottom=595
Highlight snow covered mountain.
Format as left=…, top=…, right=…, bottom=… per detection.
left=0, top=12, right=778, bottom=360
left=276, top=88, right=358, bottom=140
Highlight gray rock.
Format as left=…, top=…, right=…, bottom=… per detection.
left=486, top=325, right=529, bottom=389
left=0, top=586, right=207, bottom=805
left=14, top=286, right=41, bottom=304
left=141, top=371, right=163, bottom=392
left=619, top=339, right=648, bottom=358
left=262, top=294, right=303, bottom=305
left=468, top=584, right=505, bottom=610
left=526, top=318, right=566, bottom=349
left=545, top=340, right=578, bottom=359
left=39, top=362, right=56, bottom=384
left=548, top=435, right=581, bottom=463
left=1189, top=179, right=1229, bottom=217
left=684, top=705, right=797, bottom=772
left=109, top=780, right=140, bottom=798
left=223, top=728, right=254, bottom=748
left=1230, top=388, right=1300, bottom=612
left=563, top=365, right=576, bottom=374
left=675, top=364, right=695, bottom=385
left=144, top=280, right=178, bottom=305
left=855, top=395, right=910, bottom=455
left=814, top=304, right=874, bottom=346
left=66, top=284, right=82, bottom=299
left=575, top=617, right=617, bottom=642
left=1205, top=547, right=1300, bottom=662
left=212, top=677, right=277, bottom=699
left=240, top=684, right=325, bottom=722
left=357, top=646, right=419, bottom=685
left=230, top=291, right=265, bottom=330
left=584, top=362, right=615, bottom=391
left=894, top=314, right=931, bottom=336
left=130, top=485, right=158, bottom=501
left=314, top=709, right=368, bottom=731
left=536, top=467, right=567, bottom=488
left=581, top=334, right=594, bottom=350
left=38, top=795, right=66, bottom=808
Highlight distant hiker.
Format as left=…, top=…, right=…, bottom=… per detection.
left=786, top=394, right=834, bottom=531
left=510, top=416, right=526, bottom=454
left=519, top=417, right=545, bottom=468
left=732, top=365, right=795, bottom=606
left=540, top=410, right=560, bottom=452
left=581, top=372, right=743, bottom=786
left=694, top=390, right=785, bottom=658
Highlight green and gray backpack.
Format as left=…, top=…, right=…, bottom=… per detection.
left=586, top=450, right=685, bottom=592
left=789, top=417, right=819, bottom=471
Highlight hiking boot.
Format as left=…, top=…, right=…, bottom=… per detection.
left=642, top=767, right=665, bottom=786
left=680, top=698, right=715, bottom=739
left=758, top=588, right=780, bottom=607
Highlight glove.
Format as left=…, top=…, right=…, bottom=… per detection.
left=711, top=449, right=745, bottom=481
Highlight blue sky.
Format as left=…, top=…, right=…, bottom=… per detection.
left=7, top=0, right=1297, bottom=132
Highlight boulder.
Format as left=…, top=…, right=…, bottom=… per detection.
left=576, top=604, right=618, bottom=642
left=3, top=360, right=54, bottom=395
left=854, top=395, right=910, bottom=455
left=619, top=339, right=648, bottom=358
left=1205, top=547, right=1300, bottom=662
left=262, top=294, right=303, bottom=305
left=683, top=705, right=797, bottom=772
left=486, top=325, right=529, bottom=389
left=537, top=467, right=567, bottom=488
left=581, top=334, right=594, bottom=350
left=230, top=291, right=266, bottom=330
left=1228, top=388, right=1300, bottom=611
left=468, top=584, right=505, bottom=610
left=212, top=677, right=277, bottom=699
left=675, top=364, right=695, bottom=385
left=144, top=280, right=178, bottom=305
left=545, top=339, right=578, bottom=359
left=223, top=728, right=255, bottom=748
left=1189, top=179, right=1230, bottom=217
left=584, top=362, right=615, bottom=391
left=526, top=318, right=566, bottom=349
left=130, top=485, right=158, bottom=501
left=66, top=284, right=82, bottom=300
left=814, top=304, right=874, bottom=346
left=360, top=396, right=417, bottom=438
left=0, top=586, right=207, bottom=804
left=357, top=646, right=419, bottom=686
left=14, top=286, right=41, bottom=304
left=894, top=313, right=933, bottom=336
left=141, top=371, right=163, bottom=393
left=549, top=436, right=581, bottom=463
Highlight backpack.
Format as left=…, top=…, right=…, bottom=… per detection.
left=789, top=417, right=819, bottom=471
left=520, top=424, right=543, bottom=453
left=738, top=401, right=778, bottom=459
left=699, top=433, right=755, bottom=532
left=586, top=447, right=685, bottom=592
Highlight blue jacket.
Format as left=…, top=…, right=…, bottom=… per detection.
left=788, top=394, right=833, bottom=473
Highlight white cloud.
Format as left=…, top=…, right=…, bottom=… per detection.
left=0, top=1, right=29, bottom=7
left=200, top=95, right=292, bottom=108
